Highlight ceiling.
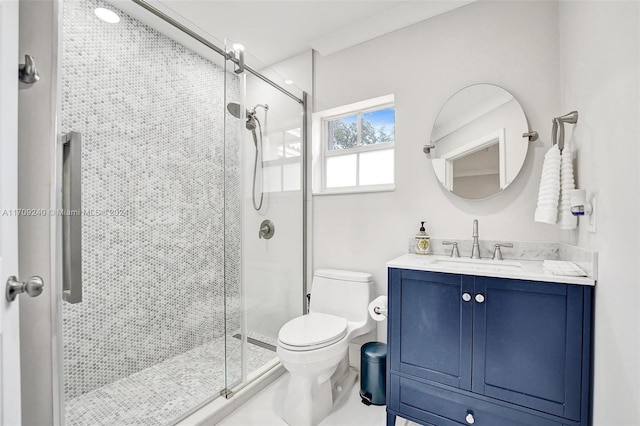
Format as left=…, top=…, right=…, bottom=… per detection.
left=152, top=0, right=475, bottom=67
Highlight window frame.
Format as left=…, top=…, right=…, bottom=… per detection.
left=312, top=94, right=395, bottom=195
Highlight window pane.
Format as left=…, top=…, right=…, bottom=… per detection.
left=359, top=149, right=394, bottom=185
left=362, top=107, right=395, bottom=145
left=284, top=128, right=301, bottom=158
left=326, top=154, right=357, bottom=188
left=265, top=164, right=282, bottom=192
left=283, top=163, right=301, bottom=191
left=264, top=132, right=283, bottom=161
left=328, top=115, right=357, bottom=150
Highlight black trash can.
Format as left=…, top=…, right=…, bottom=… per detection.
left=360, top=341, right=387, bottom=406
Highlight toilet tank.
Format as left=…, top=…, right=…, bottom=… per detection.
left=309, top=269, right=373, bottom=323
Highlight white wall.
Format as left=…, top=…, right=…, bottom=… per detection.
left=314, top=0, right=640, bottom=421
left=313, top=1, right=562, bottom=343
left=558, top=2, right=640, bottom=424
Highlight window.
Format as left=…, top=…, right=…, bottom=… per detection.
left=262, top=121, right=302, bottom=193
left=312, top=94, right=395, bottom=194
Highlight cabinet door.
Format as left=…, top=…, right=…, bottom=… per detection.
left=388, top=269, right=473, bottom=390
left=472, top=277, right=584, bottom=421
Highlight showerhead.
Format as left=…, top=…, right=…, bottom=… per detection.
left=226, top=102, right=246, bottom=119
left=227, top=102, right=258, bottom=132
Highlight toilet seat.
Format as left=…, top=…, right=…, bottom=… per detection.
left=278, top=313, right=347, bottom=351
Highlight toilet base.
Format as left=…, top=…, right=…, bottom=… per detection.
left=282, top=355, right=356, bottom=426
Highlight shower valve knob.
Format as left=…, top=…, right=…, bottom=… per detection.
left=258, top=220, right=275, bottom=239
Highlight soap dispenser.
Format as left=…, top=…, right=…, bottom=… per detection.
left=415, top=221, right=431, bottom=255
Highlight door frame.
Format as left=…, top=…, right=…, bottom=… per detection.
left=15, top=0, right=64, bottom=424
left=0, top=0, right=22, bottom=423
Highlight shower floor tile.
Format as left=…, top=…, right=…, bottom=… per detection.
left=65, top=333, right=276, bottom=426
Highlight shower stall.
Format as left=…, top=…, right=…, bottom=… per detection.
left=55, top=0, right=306, bottom=424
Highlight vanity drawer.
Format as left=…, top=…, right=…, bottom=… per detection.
left=390, top=374, right=570, bottom=426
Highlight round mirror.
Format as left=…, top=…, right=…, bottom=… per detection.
left=429, top=84, right=531, bottom=199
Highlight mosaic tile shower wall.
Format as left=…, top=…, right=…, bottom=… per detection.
left=61, top=0, right=241, bottom=399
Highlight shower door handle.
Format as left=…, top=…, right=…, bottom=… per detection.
left=61, top=131, right=83, bottom=304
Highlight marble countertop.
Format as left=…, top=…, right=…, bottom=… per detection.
left=387, top=253, right=595, bottom=286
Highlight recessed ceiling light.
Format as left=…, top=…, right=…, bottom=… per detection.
left=94, top=8, right=120, bottom=24
left=233, top=43, right=245, bottom=52
left=284, top=79, right=294, bottom=85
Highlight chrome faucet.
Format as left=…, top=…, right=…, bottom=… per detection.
left=471, top=219, right=481, bottom=259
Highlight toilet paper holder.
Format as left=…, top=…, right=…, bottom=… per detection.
left=373, top=306, right=387, bottom=318
left=369, top=295, right=388, bottom=321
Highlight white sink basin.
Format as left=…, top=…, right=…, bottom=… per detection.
left=431, top=257, right=523, bottom=272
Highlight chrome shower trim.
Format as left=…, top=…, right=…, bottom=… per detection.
left=302, top=92, right=309, bottom=315
left=249, top=103, right=269, bottom=114
left=258, top=220, right=275, bottom=239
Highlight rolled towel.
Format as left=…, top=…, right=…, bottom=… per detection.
left=558, top=141, right=577, bottom=229
left=535, top=208, right=558, bottom=224
left=534, top=145, right=561, bottom=224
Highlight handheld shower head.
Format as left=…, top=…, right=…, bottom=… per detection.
left=227, top=102, right=258, bottom=131
left=227, top=101, right=267, bottom=211
left=245, top=115, right=257, bottom=131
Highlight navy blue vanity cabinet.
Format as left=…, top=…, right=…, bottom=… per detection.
left=386, top=268, right=593, bottom=426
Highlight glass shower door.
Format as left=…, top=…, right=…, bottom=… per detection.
left=222, top=44, right=306, bottom=392
left=222, top=40, right=245, bottom=395
left=59, top=1, right=236, bottom=424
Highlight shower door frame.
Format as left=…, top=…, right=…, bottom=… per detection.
left=49, top=0, right=309, bottom=424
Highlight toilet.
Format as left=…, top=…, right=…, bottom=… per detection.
left=276, top=269, right=375, bottom=426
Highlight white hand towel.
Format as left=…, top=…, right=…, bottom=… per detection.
left=558, top=141, right=577, bottom=229
left=534, top=145, right=561, bottom=224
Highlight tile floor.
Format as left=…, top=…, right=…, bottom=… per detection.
left=219, top=372, right=417, bottom=426
left=65, top=333, right=277, bottom=426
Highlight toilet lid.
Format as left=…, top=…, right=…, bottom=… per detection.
left=278, top=313, right=347, bottom=350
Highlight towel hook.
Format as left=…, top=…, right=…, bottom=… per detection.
left=552, top=111, right=579, bottom=151
left=18, top=54, right=40, bottom=84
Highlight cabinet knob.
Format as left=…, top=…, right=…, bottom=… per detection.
left=462, top=292, right=472, bottom=302
left=465, top=412, right=475, bottom=424
left=475, top=294, right=485, bottom=303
